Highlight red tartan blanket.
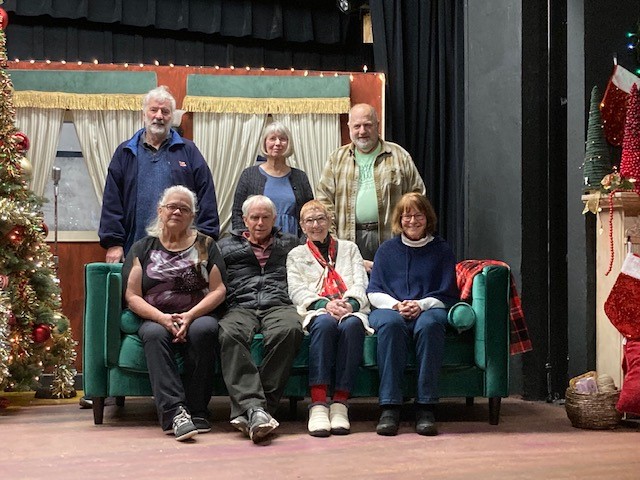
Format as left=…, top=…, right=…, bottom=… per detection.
left=456, top=260, right=533, bottom=355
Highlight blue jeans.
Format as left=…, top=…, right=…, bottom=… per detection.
left=307, top=314, right=365, bottom=393
left=368, top=308, right=448, bottom=406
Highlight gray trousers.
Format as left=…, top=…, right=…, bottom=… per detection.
left=138, top=315, right=219, bottom=431
left=219, top=306, right=303, bottom=419
left=355, top=227, right=380, bottom=261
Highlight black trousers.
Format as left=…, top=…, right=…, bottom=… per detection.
left=138, top=315, right=219, bottom=431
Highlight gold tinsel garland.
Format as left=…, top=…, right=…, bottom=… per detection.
left=182, top=96, right=350, bottom=114
left=0, top=291, right=11, bottom=389
left=13, top=91, right=144, bottom=111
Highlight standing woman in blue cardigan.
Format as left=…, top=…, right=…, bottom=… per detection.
left=367, top=192, right=459, bottom=437
left=231, top=122, right=313, bottom=237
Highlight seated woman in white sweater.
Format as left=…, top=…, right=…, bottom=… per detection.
left=286, top=200, right=371, bottom=438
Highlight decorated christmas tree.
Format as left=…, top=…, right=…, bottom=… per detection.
left=583, top=85, right=612, bottom=192
left=0, top=11, right=76, bottom=398
left=620, top=82, right=640, bottom=193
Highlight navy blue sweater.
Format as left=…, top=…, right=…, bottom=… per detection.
left=367, top=235, right=459, bottom=307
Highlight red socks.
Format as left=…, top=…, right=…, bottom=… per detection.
left=310, top=386, right=350, bottom=404
left=333, top=389, right=349, bottom=403
left=311, top=384, right=328, bottom=403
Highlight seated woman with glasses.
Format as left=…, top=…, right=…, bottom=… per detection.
left=286, top=200, right=371, bottom=437
left=367, top=192, right=459, bottom=437
left=231, top=121, right=314, bottom=237
left=122, top=185, right=227, bottom=441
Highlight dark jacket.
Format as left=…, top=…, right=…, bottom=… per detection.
left=99, top=128, right=220, bottom=253
left=218, top=228, right=300, bottom=310
left=231, top=165, right=314, bottom=236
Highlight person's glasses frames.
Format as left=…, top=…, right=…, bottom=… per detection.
left=401, top=213, right=425, bottom=222
left=303, top=216, right=328, bottom=226
left=163, top=204, right=192, bottom=214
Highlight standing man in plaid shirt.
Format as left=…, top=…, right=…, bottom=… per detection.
left=316, top=103, right=425, bottom=272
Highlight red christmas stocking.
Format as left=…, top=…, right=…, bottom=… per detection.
left=617, top=339, right=640, bottom=415
left=601, top=65, right=640, bottom=146
left=604, top=251, right=640, bottom=339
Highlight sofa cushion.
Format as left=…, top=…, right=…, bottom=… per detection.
left=121, top=309, right=143, bottom=334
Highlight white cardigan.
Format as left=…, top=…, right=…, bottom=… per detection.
left=286, top=239, right=373, bottom=334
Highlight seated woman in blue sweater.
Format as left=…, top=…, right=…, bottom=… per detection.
left=231, top=121, right=313, bottom=237
left=367, top=192, right=459, bottom=437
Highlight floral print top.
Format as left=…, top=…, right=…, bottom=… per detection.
left=123, top=231, right=226, bottom=314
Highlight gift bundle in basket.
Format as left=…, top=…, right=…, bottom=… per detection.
left=565, top=371, right=622, bottom=429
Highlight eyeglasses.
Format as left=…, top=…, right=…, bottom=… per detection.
left=162, top=203, right=192, bottom=214
left=401, top=213, right=426, bottom=222
left=302, top=216, right=329, bottom=226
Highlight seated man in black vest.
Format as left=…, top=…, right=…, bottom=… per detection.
left=217, top=195, right=303, bottom=444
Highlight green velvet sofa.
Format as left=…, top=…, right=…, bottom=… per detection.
left=83, top=262, right=510, bottom=426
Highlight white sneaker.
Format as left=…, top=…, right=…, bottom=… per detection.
left=308, top=404, right=331, bottom=437
left=329, top=402, right=351, bottom=435
left=230, top=414, right=249, bottom=436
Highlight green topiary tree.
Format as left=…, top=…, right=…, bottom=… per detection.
left=583, top=85, right=612, bottom=192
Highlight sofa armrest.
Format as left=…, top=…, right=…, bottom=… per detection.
left=83, top=262, right=124, bottom=397
left=471, top=265, right=510, bottom=397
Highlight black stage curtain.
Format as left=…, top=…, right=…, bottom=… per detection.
left=3, top=0, right=348, bottom=44
left=370, top=0, right=464, bottom=256
left=2, top=0, right=372, bottom=71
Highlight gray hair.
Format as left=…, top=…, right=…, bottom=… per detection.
left=242, top=195, right=277, bottom=218
left=146, top=185, right=198, bottom=237
left=143, top=86, right=176, bottom=114
left=259, top=121, right=294, bottom=158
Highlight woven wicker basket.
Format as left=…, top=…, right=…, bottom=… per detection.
left=565, top=387, right=622, bottom=430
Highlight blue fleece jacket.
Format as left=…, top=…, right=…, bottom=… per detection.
left=99, top=128, right=220, bottom=253
left=367, top=235, right=459, bottom=307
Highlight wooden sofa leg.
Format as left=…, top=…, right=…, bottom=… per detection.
left=489, top=397, right=501, bottom=425
left=466, top=397, right=474, bottom=407
left=92, top=397, right=105, bottom=425
left=115, top=396, right=125, bottom=407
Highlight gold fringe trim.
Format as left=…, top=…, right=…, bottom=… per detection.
left=13, top=91, right=144, bottom=110
left=182, top=96, right=351, bottom=114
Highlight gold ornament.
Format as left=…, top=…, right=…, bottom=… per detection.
left=19, top=156, right=32, bottom=179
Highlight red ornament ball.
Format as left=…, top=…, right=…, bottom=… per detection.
left=32, top=324, right=51, bottom=343
left=41, top=222, right=49, bottom=237
left=0, top=8, right=8, bottom=30
left=8, top=312, right=16, bottom=326
left=13, top=132, right=30, bottom=154
left=0, top=274, right=8, bottom=290
left=7, top=225, right=25, bottom=244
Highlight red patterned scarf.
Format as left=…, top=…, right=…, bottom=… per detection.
left=306, top=236, right=348, bottom=300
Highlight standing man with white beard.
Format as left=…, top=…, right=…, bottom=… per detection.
left=316, top=103, right=425, bottom=272
left=99, top=85, right=220, bottom=263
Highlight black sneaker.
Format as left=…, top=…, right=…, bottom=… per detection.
left=247, top=407, right=279, bottom=443
left=192, top=416, right=212, bottom=433
left=172, top=406, right=198, bottom=441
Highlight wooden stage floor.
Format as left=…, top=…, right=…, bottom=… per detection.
left=1, top=394, right=638, bottom=479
